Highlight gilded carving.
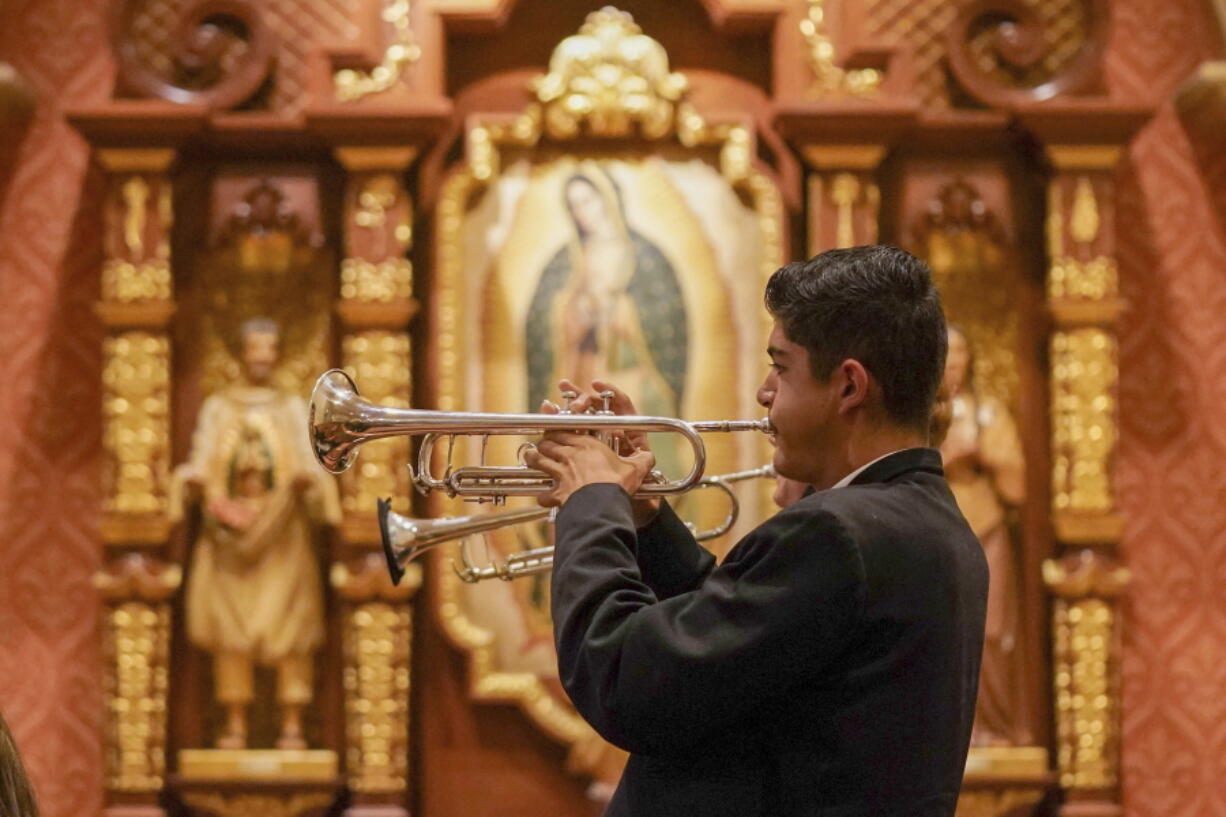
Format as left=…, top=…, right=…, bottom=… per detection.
left=334, top=0, right=421, bottom=102
left=829, top=172, right=861, bottom=249
left=103, top=332, right=171, bottom=515
left=1051, top=329, right=1116, bottom=513
left=340, top=174, right=414, bottom=302
left=102, top=602, right=173, bottom=791
left=1045, top=551, right=1130, bottom=790
left=341, top=332, right=412, bottom=516
left=532, top=7, right=688, bottom=139
left=1071, top=176, right=1101, bottom=245
left=1049, top=256, right=1119, bottom=301
left=955, top=788, right=1045, bottom=817
left=102, top=259, right=172, bottom=302
left=341, top=602, right=412, bottom=792
left=200, top=180, right=331, bottom=400
left=801, top=0, right=883, bottom=97
left=103, top=174, right=173, bottom=303
left=181, top=792, right=333, bottom=817
left=122, top=176, right=148, bottom=258
left=340, top=258, right=413, bottom=303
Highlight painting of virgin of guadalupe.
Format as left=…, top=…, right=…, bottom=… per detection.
left=448, top=154, right=768, bottom=683
left=525, top=168, right=688, bottom=476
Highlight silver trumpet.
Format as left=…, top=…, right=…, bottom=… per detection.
left=377, top=464, right=776, bottom=585
left=310, top=369, right=773, bottom=502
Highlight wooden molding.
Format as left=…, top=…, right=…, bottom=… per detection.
left=1047, top=145, right=1124, bottom=171
left=1175, top=61, right=1226, bottom=141
left=95, top=301, right=178, bottom=330
left=96, top=148, right=176, bottom=173
left=335, top=146, right=420, bottom=172
left=1048, top=298, right=1124, bottom=327
left=801, top=144, right=886, bottom=171
left=336, top=299, right=420, bottom=329
left=1054, top=512, right=1125, bottom=546
left=101, top=513, right=172, bottom=547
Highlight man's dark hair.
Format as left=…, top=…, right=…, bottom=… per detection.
left=764, top=245, right=947, bottom=432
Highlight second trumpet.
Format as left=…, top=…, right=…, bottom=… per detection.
left=378, top=464, right=776, bottom=585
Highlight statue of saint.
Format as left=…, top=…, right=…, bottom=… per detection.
left=940, top=326, right=1031, bottom=746
left=173, top=318, right=340, bottom=750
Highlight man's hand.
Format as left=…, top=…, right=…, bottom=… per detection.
left=559, top=378, right=651, bottom=457
left=523, top=432, right=655, bottom=508
left=546, top=379, right=662, bottom=525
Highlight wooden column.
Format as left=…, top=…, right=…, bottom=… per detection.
left=802, top=144, right=886, bottom=253
left=774, top=104, right=918, bottom=256
left=1018, top=104, right=1148, bottom=817
left=333, top=146, right=420, bottom=815
left=332, top=555, right=420, bottom=817
left=334, top=146, right=419, bottom=544
left=93, top=147, right=181, bottom=817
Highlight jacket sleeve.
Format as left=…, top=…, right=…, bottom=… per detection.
left=551, top=483, right=865, bottom=755
left=634, top=499, right=715, bottom=599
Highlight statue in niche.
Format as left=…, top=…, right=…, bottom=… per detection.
left=940, top=325, right=1031, bottom=746
left=173, top=318, right=340, bottom=750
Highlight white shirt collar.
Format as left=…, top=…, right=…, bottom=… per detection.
left=830, top=449, right=907, bottom=489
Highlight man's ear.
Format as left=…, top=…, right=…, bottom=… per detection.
left=836, top=359, right=870, bottom=414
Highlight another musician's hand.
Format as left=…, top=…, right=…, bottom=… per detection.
left=524, top=432, right=655, bottom=508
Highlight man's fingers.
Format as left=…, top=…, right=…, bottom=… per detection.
left=522, top=447, right=564, bottom=479
left=540, top=431, right=595, bottom=449
left=590, top=379, right=639, bottom=415
left=540, top=399, right=561, bottom=416
left=624, top=446, right=657, bottom=476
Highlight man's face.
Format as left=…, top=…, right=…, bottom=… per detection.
left=758, top=322, right=840, bottom=486
left=241, top=330, right=279, bottom=384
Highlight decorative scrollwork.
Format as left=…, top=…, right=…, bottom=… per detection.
left=1044, top=550, right=1129, bottom=790
left=1051, top=329, right=1116, bottom=512
left=103, top=332, right=171, bottom=515
left=532, top=7, right=688, bottom=139
left=800, top=0, right=884, bottom=98
left=334, top=0, right=421, bottom=102
left=946, top=0, right=1107, bottom=105
left=101, top=600, right=174, bottom=791
left=115, top=0, right=275, bottom=110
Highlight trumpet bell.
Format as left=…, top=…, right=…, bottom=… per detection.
left=377, top=497, right=406, bottom=586
left=377, top=498, right=552, bottom=586
left=310, top=369, right=364, bottom=474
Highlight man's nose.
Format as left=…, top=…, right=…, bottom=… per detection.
left=756, top=382, right=774, bottom=409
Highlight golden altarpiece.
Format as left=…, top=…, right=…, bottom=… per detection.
left=68, top=1, right=1148, bottom=816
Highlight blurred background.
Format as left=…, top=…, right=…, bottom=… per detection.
left=0, top=0, right=1223, bottom=816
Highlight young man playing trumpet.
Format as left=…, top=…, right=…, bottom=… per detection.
left=523, top=245, right=988, bottom=817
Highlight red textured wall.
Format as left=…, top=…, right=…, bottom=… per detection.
left=1107, top=2, right=1226, bottom=816
left=0, top=2, right=1223, bottom=817
left=0, top=2, right=113, bottom=816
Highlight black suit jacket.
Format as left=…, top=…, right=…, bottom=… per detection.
left=551, top=448, right=988, bottom=817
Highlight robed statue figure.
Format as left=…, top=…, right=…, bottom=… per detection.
left=173, top=318, right=340, bottom=750
left=939, top=325, right=1031, bottom=746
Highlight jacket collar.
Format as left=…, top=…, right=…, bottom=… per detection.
left=847, top=447, right=943, bottom=487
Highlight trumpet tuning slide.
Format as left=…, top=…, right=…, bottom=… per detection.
left=377, top=497, right=405, bottom=586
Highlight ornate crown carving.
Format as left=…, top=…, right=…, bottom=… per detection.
left=532, top=7, right=688, bottom=139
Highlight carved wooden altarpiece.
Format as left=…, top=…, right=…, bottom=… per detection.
left=66, top=1, right=1152, bottom=817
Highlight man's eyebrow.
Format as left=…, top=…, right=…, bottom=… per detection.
left=766, top=346, right=789, bottom=360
